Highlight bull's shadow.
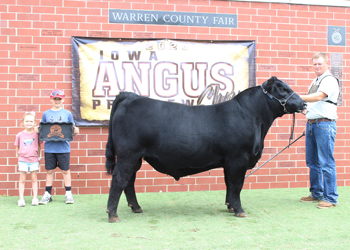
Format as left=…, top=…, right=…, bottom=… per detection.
left=105, top=76, right=306, bottom=222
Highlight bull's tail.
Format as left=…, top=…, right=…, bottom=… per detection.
left=105, top=92, right=128, bottom=174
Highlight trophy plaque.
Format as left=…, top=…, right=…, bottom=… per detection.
left=39, top=122, right=74, bottom=142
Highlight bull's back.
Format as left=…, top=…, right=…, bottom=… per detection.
left=113, top=95, right=228, bottom=158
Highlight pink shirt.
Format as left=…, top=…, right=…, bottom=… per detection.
left=14, top=131, right=41, bottom=163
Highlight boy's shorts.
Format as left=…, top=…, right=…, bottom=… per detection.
left=45, top=152, right=70, bottom=171
left=18, top=161, right=39, bottom=173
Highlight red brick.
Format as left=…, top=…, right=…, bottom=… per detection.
left=154, top=178, right=175, bottom=185
left=86, top=16, right=108, bottom=24
left=189, top=184, right=210, bottom=191
left=33, top=6, right=55, bottom=13
left=41, top=14, right=63, bottom=22
left=1, top=28, right=16, bottom=36
left=251, top=183, right=269, bottom=189
left=2, top=13, right=16, bottom=20
left=79, top=187, right=101, bottom=194
left=64, top=0, right=86, bottom=8
left=196, top=177, right=217, bottom=184
left=17, top=13, right=40, bottom=21
left=79, top=8, right=101, bottom=16
left=0, top=182, right=15, bottom=188
left=10, top=51, right=32, bottom=59
left=270, top=182, right=289, bottom=189
left=64, top=15, right=85, bottom=23
left=135, top=178, right=153, bottom=186
left=87, top=1, right=108, bottom=8
left=168, top=185, right=189, bottom=192
left=146, top=185, right=167, bottom=193
left=79, top=23, right=101, bottom=30
left=87, top=180, right=109, bottom=187
left=146, top=171, right=167, bottom=178
left=9, top=36, right=32, bottom=43
left=41, top=0, right=62, bottom=7
left=209, top=183, right=226, bottom=191
left=33, top=21, right=55, bottom=29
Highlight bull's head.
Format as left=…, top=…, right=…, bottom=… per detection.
left=262, top=76, right=306, bottom=115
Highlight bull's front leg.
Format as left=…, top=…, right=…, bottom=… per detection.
left=224, top=168, right=234, bottom=213
left=224, top=166, right=247, bottom=217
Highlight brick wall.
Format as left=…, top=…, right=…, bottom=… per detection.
left=1, top=0, right=350, bottom=197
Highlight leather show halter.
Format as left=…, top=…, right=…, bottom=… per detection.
left=261, top=85, right=296, bottom=114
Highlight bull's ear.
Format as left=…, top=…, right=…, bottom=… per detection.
left=265, top=76, right=277, bottom=88
left=268, top=76, right=277, bottom=85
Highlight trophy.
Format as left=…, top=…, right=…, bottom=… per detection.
left=39, top=122, right=74, bottom=142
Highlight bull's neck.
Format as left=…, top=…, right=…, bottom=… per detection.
left=233, top=86, right=282, bottom=134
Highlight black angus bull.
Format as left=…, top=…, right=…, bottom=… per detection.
left=105, top=76, right=306, bottom=223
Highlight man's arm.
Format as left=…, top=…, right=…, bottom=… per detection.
left=300, top=91, right=327, bottom=103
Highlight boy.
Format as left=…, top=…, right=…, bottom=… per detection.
left=37, top=89, right=79, bottom=205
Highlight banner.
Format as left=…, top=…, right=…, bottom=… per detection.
left=71, top=37, right=256, bottom=126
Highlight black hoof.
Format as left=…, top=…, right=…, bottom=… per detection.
left=133, top=208, right=143, bottom=213
left=129, top=204, right=143, bottom=213
left=108, top=215, right=120, bottom=223
left=228, top=207, right=235, bottom=213
left=234, top=212, right=247, bottom=217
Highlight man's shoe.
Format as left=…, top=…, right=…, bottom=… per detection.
left=65, top=192, right=74, bottom=204
left=300, top=195, right=319, bottom=203
left=39, top=192, right=52, bottom=205
left=317, top=200, right=338, bottom=209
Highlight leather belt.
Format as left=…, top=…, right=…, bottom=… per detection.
left=308, top=118, right=333, bottom=124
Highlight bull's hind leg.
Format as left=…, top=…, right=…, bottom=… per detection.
left=124, top=172, right=143, bottom=213
left=224, top=166, right=247, bottom=217
left=107, top=158, right=141, bottom=223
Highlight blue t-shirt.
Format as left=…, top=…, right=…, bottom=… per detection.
left=41, top=109, right=75, bottom=153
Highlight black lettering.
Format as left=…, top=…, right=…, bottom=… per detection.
left=107, top=100, right=114, bottom=109
left=92, top=100, right=101, bottom=109
left=149, top=51, right=158, bottom=61
left=128, top=51, right=141, bottom=60
left=111, top=51, right=119, bottom=60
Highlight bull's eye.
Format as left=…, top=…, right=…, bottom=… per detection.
left=279, top=87, right=288, bottom=93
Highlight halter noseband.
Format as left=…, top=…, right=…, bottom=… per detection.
left=261, top=85, right=295, bottom=113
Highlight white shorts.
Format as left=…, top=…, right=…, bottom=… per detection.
left=18, top=161, right=39, bottom=173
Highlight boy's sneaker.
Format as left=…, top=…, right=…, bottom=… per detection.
left=65, top=192, right=74, bottom=204
left=18, top=199, right=25, bottom=207
left=39, top=192, right=52, bottom=205
left=32, top=198, right=39, bottom=206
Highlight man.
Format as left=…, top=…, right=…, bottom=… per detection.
left=299, top=52, right=339, bottom=209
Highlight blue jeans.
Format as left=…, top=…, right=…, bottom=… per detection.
left=305, top=120, right=338, bottom=204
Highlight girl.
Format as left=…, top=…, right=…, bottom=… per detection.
left=14, top=112, right=42, bottom=206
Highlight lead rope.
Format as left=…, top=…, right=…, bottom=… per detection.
left=288, top=113, right=295, bottom=147
left=245, top=113, right=305, bottom=179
